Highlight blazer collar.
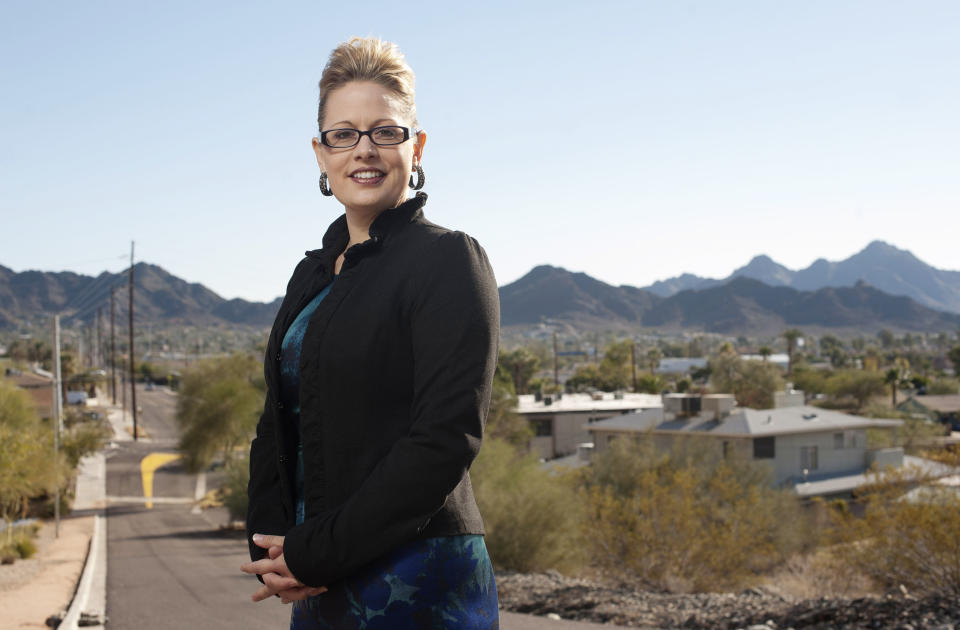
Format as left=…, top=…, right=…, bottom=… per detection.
left=304, top=192, right=427, bottom=265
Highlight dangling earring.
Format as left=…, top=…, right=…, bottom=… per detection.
left=408, top=164, right=425, bottom=190
left=318, top=171, right=333, bottom=196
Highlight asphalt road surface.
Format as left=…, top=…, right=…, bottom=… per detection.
left=105, top=384, right=289, bottom=628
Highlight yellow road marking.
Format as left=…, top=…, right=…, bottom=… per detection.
left=140, top=452, right=181, bottom=509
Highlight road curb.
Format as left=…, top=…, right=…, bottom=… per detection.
left=61, top=452, right=108, bottom=630
left=60, top=514, right=105, bottom=630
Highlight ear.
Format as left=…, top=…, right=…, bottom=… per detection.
left=311, top=136, right=326, bottom=171
left=412, top=130, right=427, bottom=165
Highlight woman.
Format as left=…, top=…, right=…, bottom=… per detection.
left=239, top=37, right=501, bottom=629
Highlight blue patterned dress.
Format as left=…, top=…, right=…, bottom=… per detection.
left=278, top=277, right=500, bottom=630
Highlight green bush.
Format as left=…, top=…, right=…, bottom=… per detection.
left=471, top=438, right=584, bottom=573
left=222, top=454, right=250, bottom=523
left=928, top=378, right=960, bottom=395
left=13, top=535, right=36, bottom=559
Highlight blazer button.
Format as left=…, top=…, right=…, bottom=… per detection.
left=279, top=455, right=287, bottom=464
left=277, top=401, right=284, bottom=410
left=275, top=352, right=282, bottom=361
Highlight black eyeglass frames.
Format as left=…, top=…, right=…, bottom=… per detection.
left=318, top=125, right=415, bottom=148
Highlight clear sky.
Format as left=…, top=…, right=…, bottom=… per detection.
left=2, top=1, right=958, bottom=302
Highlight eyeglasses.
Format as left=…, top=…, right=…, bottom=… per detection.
left=318, top=125, right=414, bottom=148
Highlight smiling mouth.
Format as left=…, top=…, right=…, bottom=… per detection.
left=350, top=170, right=385, bottom=184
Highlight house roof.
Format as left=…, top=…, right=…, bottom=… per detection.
left=2, top=369, right=54, bottom=414
left=903, top=395, right=960, bottom=414
left=587, top=405, right=902, bottom=438
left=795, top=455, right=959, bottom=498
left=517, top=392, right=661, bottom=415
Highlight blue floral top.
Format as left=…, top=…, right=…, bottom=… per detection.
left=278, top=277, right=499, bottom=629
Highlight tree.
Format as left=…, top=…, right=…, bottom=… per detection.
left=884, top=368, right=901, bottom=407
left=497, top=348, right=540, bottom=395
left=709, top=349, right=784, bottom=409
left=783, top=329, right=802, bottom=375
left=486, top=363, right=534, bottom=448
left=877, top=329, right=895, bottom=349
left=758, top=346, right=772, bottom=362
left=0, top=382, right=61, bottom=536
left=175, top=354, right=264, bottom=473
left=827, top=370, right=886, bottom=410
left=645, top=347, right=662, bottom=373
left=949, top=345, right=960, bottom=377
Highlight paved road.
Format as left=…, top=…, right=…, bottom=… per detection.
left=105, top=384, right=289, bottom=628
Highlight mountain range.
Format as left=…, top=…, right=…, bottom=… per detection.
left=2, top=241, right=959, bottom=334
left=0, top=262, right=281, bottom=330
left=641, top=240, right=960, bottom=314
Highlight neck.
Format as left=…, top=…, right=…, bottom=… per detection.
left=343, top=207, right=379, bottom=249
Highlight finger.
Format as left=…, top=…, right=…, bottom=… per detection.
left=252, top=533, right=285, bottom=549
left=278, top=585, right=326, bottom=603
left=268, top=545, right=283, bottom=560
left=241, top=557, right=282, bottom=575
left=263, top=572, right=300, bottom=592
left=251, top=582, right=278, bottom=602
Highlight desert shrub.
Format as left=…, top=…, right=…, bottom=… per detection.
left=471, top=437, right=584, bottom=573
left=866, top=416, right=946, bottom=453
left=222, top=453, right=250, bottom=523
left=928, top=378, right=960, bottom=395
left=13, top=535, right=36, bottom=559
left=61, top=420, right=111, bottom=469
left=828, top=460, right=960, bottom=598
left=580, top=435, right=815, bottom=592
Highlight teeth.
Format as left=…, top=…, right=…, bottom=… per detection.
left=352, top=171, right=383, bottom=179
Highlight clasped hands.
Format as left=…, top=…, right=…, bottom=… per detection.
left=240, top=534, right=328, bottom=604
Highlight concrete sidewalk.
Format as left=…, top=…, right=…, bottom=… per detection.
left=0, top=452, right=105, bottom=629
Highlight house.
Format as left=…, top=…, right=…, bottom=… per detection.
left=516, top=392, right=661, bottom=460
left=2, top=367, right=54, bottom=419
left=586, top=393, right=904, bottom=498
left=897, top=395, right=960, bottom=431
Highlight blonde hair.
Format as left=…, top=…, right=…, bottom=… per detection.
left=317, top=37, right=417, bottom=130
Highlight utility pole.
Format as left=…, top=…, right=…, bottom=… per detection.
left=96, top=307, right=103, bottom=368
left=553, top=330, right=559, bottom=387
left=129, top=241, right=138, bottom=441
left=52, top=316, right=63, bottom=538
left=631, top=341, right=638, bottom=392
left=110, top=285, right=116, bottom=404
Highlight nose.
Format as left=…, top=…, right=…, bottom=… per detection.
left=354, top=134, right=378, bottom=157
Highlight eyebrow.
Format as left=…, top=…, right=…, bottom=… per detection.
left=327, top=118, right=399, bottom=128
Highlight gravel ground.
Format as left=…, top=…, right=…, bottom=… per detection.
left=496, top=570, right=960, bottom=629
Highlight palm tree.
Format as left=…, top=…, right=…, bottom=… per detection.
left=884, top=368, right=900, bottom=407
left=783, top=329, right=802, bottom=375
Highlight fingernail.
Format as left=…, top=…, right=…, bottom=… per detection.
left=253, top=534, right=263, bottom=543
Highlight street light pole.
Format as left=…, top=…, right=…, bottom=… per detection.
left=52, top=315, right=63, bottom=538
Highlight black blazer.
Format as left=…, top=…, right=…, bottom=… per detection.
left=246, top=192, right=500, bottom=588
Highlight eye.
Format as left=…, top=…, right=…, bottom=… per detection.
left=333, top=129, right=358, bottom=140
left=373, top=127, right=401, bottom=140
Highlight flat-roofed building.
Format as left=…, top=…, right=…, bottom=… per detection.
left=587, top=393, right=904, bottom=497
left=517, top=392, right=661, bottom=460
